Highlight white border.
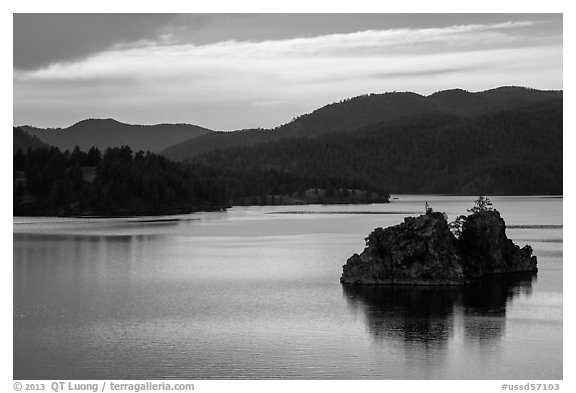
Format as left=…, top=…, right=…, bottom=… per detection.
left=5, top=2, right=573, bottom=392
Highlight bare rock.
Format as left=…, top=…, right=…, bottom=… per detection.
left=341, top=210, right=537, bottom=286
left=341, top=212, right=466, bottom=285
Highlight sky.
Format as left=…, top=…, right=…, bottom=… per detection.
left=13, top=13, right=563, bottom=130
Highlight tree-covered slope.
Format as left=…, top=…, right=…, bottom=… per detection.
left=162, top=86, right=562, bottom=161
left=20, top=118, right=213, bottom=153
left=190, top=98, right=562, bottom=195
left=14, top=145, right=387, bottom=216
left=13, top=127, right=47, bottom=154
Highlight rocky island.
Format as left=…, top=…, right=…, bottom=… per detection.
left=341, top=197, right=538, bottom=285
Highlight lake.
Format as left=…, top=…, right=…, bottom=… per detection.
left=13, top=195, right=563, bottom=379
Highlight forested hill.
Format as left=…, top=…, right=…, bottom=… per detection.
left=13, top=127, right=47, bottom=153
left=162, top=86, right=562, bottom=161
left=189, top=98, right=563, bottom=195
left=14, top=145, right=387, bottom=216
left=13, top=86, right=562, bottom=215
left=20, top=118, right=213, bottom=153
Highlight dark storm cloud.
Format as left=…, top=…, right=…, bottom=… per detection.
left=14, top=14, right=189, bottom=70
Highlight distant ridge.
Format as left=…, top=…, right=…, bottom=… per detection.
left=173, top=93, right=562, bottom=195
left=13, top=127, right=48, bottom=154
left=13, top=86, right=563, bottom=198
left=17, top=87, right=561, bottom=159
left=162, top=86, right=562, bottom=161
left=19, top=118, right=213, bottom=153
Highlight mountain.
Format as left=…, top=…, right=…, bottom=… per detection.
left=187, top=98, right=562, bottom=195
left=162, top=86, right=562, bottom=161
left=14, top=86, right=563, bottom=198
left=13, top=127, right=47, bottom=154
left=19, top=118, right=213, bottom=153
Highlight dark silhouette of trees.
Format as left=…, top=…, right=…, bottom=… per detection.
left=14, top=144, right=385, bottom=216
left=13, top=127, right=46, bottom=153
left=468, top=196, right=494, bottom=214
left=189, top=99, right=562, bottom=196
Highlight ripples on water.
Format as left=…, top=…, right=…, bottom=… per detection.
left=13, top=195, right=562, bottom=379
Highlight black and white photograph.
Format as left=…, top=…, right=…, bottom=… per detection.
left=10, top=6, right=568, bottom=389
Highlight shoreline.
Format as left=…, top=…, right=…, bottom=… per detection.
left=13, top=194, right=563, bottom=219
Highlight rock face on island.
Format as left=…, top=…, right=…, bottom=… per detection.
left=459, top=210, right=538, bottom=277
left=341, top=209, right=537, bottom=285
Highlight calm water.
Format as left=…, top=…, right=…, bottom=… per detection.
left=13, top=195, right=563, bottom=379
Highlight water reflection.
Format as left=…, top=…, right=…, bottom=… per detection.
left=13, top=234, right=161, bottom=313
left=343, top=273, right=536, bottom=347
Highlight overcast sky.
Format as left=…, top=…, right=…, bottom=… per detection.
left=13, top=14, right=563, bottom=130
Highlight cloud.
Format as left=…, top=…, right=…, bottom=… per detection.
left=13, top=14, right=188, bottom=70
left=16, top=21, right=544, bottom=80
left=13, top=21, right=562, bottom=130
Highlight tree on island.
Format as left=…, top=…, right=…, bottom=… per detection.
left=450, top=196, right=494, bottom=237
left=467, top=195, right=494, bottom=214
